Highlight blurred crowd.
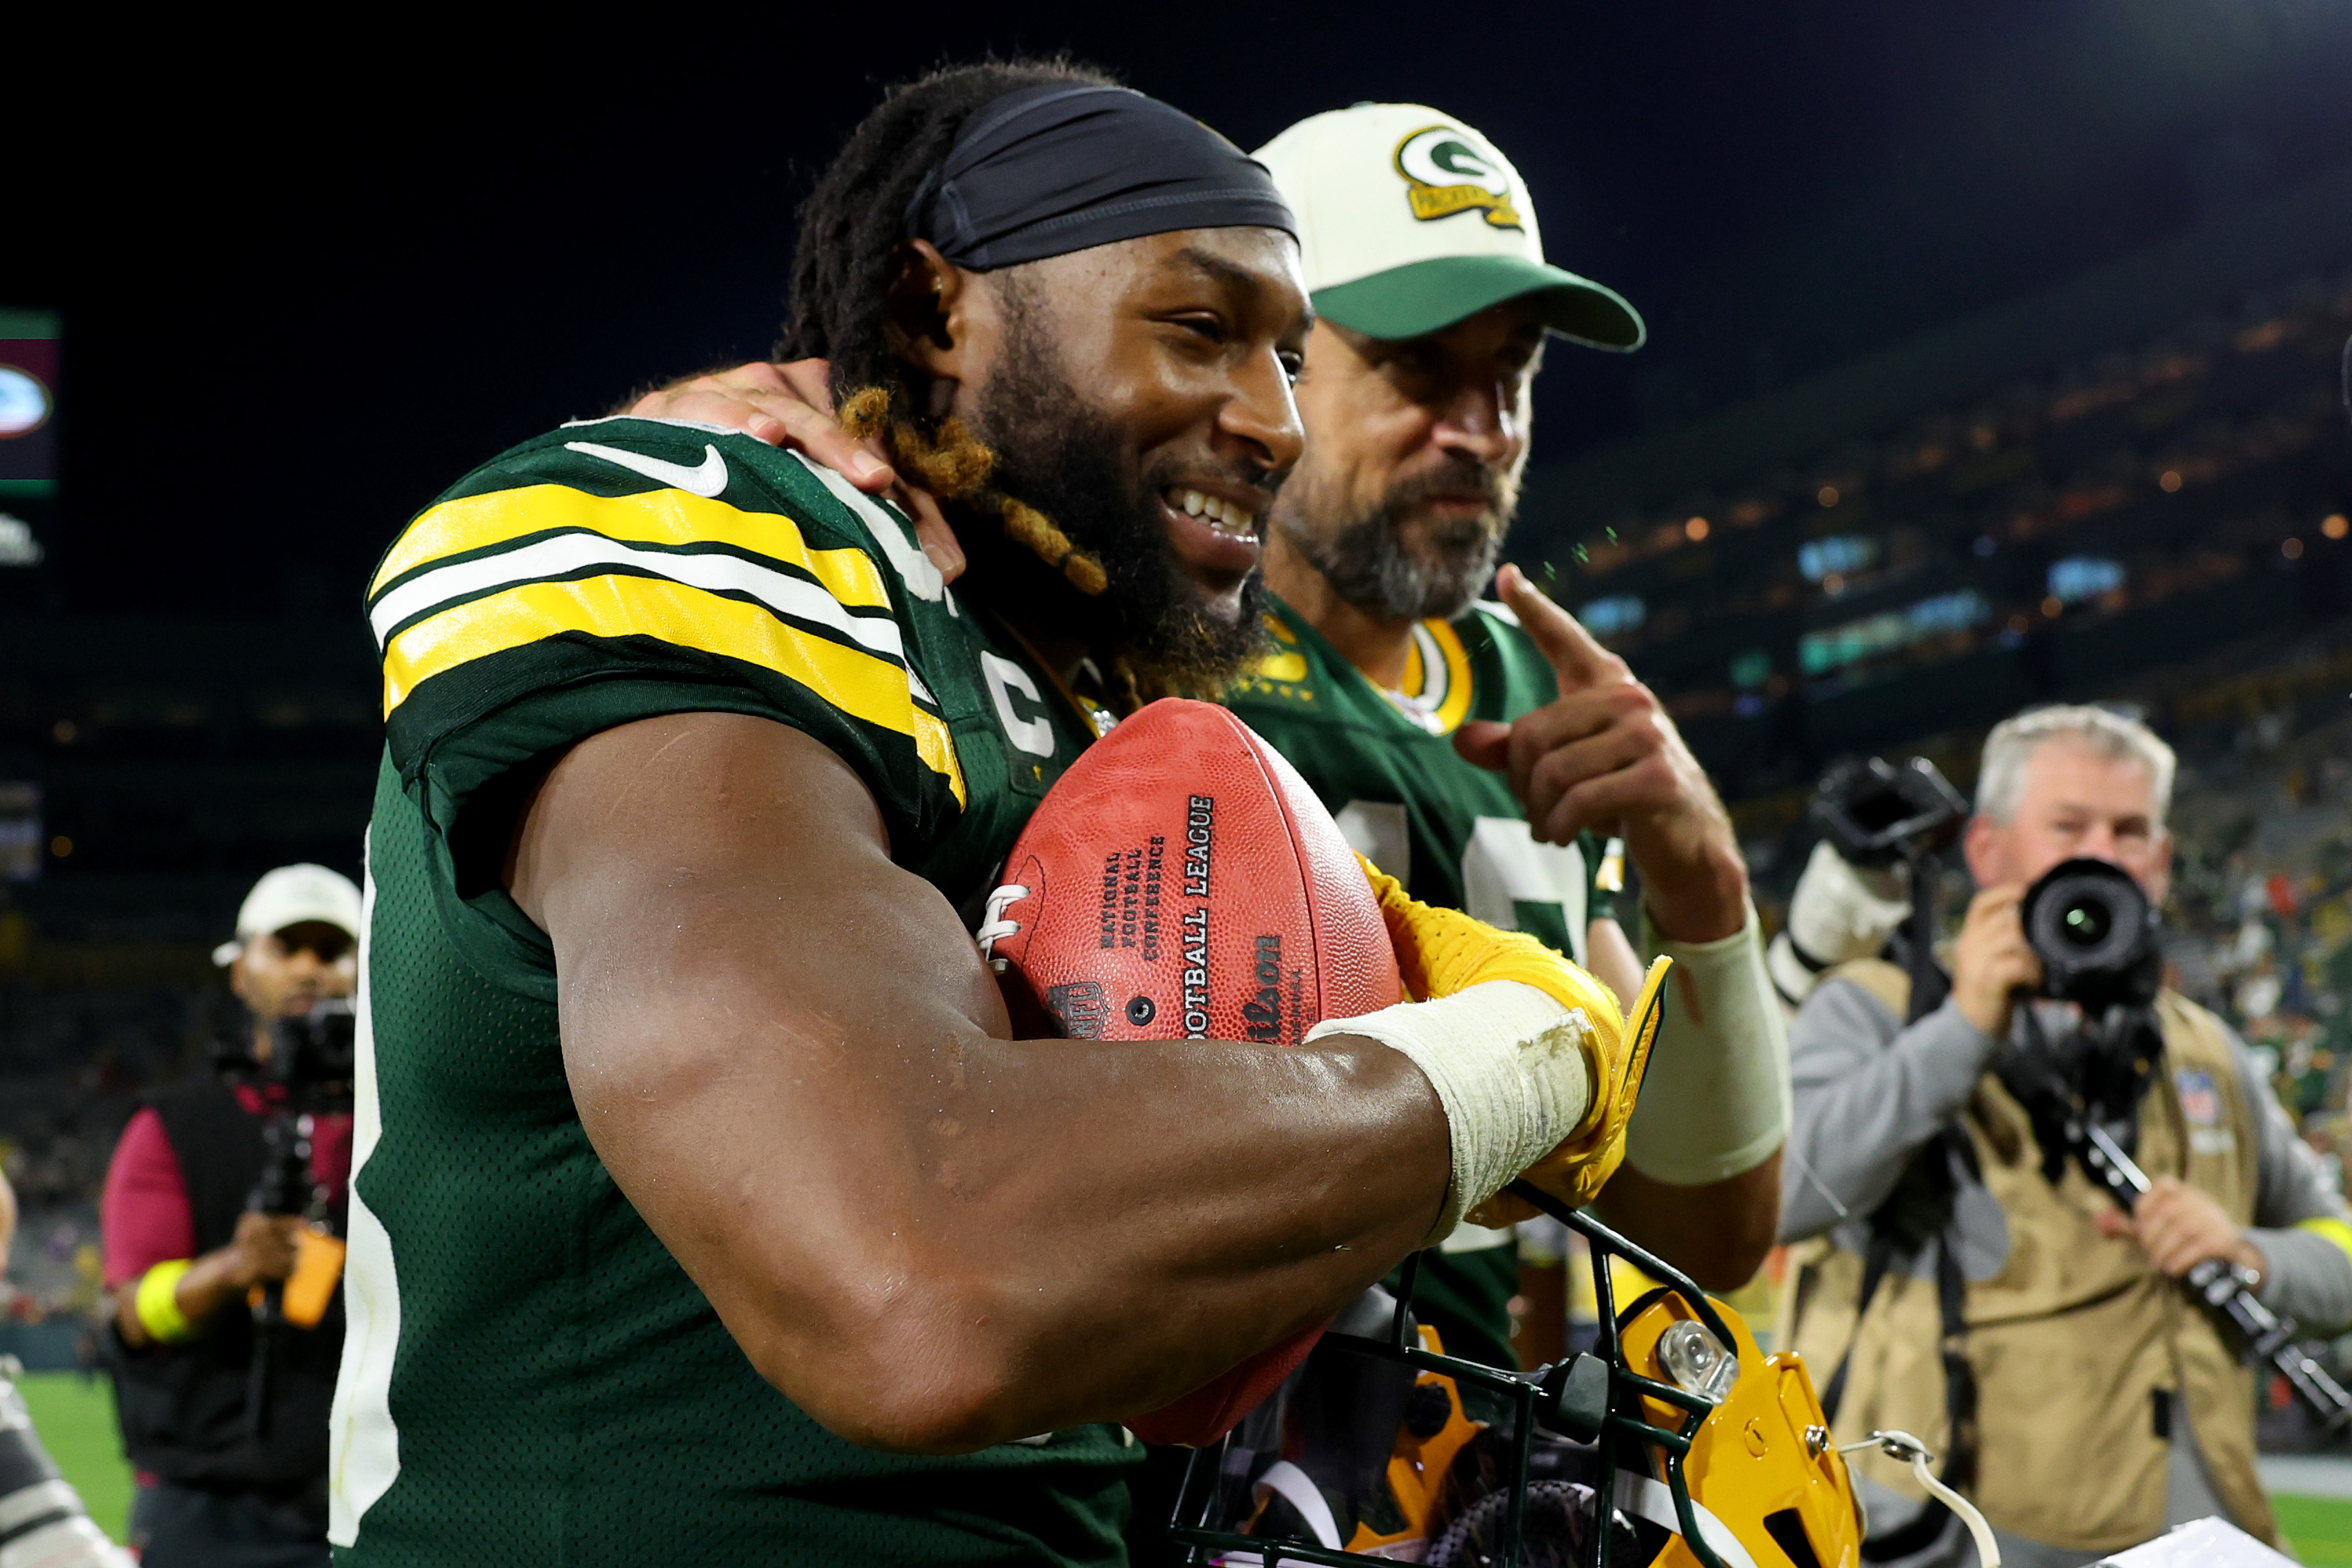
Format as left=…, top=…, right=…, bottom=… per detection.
left=0, top=980, right=224, bottom=1328
left=2167, top=691, right=2352, bottom=1190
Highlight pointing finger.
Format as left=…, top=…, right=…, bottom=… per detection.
left=1497, top=563, right=1625, bottom=691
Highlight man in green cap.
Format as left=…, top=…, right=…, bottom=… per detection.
left=631, top=102, right=1786, bottom=1367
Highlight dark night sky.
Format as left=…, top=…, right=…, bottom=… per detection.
left=13, top=0, right=2352, bottom=619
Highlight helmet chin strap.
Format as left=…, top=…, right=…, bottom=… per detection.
left=1839, top=1431, right=2002, bottom=1567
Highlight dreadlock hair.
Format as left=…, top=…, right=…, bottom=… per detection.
left=783, top=56, right=1118, bottom=597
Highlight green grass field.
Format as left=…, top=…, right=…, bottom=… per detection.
left=2279, top=1492, right=2352, bottom=1567
left=17, top=1371, right=132, bottom=1545
left=15, top=1368, right=2352, bottom=1562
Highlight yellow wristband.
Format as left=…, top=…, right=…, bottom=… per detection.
left=134, top=1259, right=199, bottom=1344
left=2296, top=1216, right=2352, bottom=1270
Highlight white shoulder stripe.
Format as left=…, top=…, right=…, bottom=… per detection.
left=370, top=532, right=908, bottom=667
left=787, top=450, right=956, bottom=614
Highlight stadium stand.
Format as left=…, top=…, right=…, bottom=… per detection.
left=1530, top=268, right=2352, bottom=806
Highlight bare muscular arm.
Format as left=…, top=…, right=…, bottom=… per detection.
left=508, top=711, right=1451, bottom=1454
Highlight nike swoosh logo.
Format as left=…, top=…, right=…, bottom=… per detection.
left=564, top=440, right=729, bottom=498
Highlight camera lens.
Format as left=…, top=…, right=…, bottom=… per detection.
left=2022, top=858, right=2159, bottom=1006
left=2057, top=897, right=2113, bottom=950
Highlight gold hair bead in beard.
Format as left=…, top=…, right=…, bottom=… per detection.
left=837, top=383, right=1106, bottom=595
left=890, top=418, right=996, bottom=500
left=840, top=388, right=995, bottom=500
left=1001, top=497, right=1109, bottom=597
left=837, top=385, right=893, bottom=441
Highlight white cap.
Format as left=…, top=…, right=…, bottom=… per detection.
left=212, top=863, right=363, bottom=967
left=1254, top=103, right=1643, bottom=350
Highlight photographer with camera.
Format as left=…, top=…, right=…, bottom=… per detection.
left=97, top=865, right=359, bottom=1568
left=1779, top=707, right=2352, bottom=1567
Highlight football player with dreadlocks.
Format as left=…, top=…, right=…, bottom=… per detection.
left=336, top=59, right=1657, bottom=1568
left=637, top=107, right=1789, bottom=1376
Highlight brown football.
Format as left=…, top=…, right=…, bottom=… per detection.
left=982, top=698, right=1404, bottom=1446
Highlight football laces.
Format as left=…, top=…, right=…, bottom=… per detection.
left=975, top=883, right=1030, bottom=972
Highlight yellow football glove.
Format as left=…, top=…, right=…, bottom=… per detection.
left=1356, top=855, right=1671, bottom=1223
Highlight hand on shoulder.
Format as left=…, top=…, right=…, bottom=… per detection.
left=628, top=361, right=965, bottom=581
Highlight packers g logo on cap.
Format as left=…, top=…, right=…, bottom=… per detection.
left=1393, top=125, right=1522, bottom=230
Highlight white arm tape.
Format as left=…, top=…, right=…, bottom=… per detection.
left=1306, top=980, right=1594, bottom=1246
left=1625, top=901, right=1791, bottom=1186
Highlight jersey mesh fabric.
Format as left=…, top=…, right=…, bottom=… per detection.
left=343, top=420, right=1126, bottom=1567
left=1226, top=595, right=1608, bottom=1371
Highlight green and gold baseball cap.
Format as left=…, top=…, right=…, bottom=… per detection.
left=1254, top=103, right=1645, bottom=350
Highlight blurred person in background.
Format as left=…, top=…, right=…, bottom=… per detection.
left=1777, top=707, right=2352, bottom=1567
left=99, top=864, right=360, bottom=1568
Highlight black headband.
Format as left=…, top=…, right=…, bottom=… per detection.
left=906, top=84, right=1296, bottom=272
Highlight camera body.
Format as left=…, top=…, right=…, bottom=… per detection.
left=1810, top=755, right=1969, bottom=870
left=229, top=1000, right=356, bottom=1224
left=265, top=998, right=358, bottom=1095
left=2020, top=857, right=2162, bottom=1011
left=2004, top=859, right=2167, bottom=1178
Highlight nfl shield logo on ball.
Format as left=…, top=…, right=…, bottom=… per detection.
left=1045, top=981, right=1109, bottom=1039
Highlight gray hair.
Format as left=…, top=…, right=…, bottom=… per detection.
left=1974, top=705, right=2176, bottom=826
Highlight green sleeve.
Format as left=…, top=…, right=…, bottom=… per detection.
left=367, top=421, right=966, bottom=992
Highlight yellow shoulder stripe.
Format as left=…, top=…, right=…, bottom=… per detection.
left=910, top=708, right=963, bottom=804
left=1422, top=618, right=1476, bottom=735
left=383, top=574, right=965, bottom=806
left=372, top=484, right=890, bottom=614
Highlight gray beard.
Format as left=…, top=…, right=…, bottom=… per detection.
left=1276, top=502, right=1506, bottom=623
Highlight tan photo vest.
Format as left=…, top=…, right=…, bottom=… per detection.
left=1777, top=960, right=2273, bottom=1554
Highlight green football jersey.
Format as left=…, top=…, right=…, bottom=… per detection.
left=1224, top=595, right=1614, bottom=1372
left=336, top=418, right=1134, bottom=1567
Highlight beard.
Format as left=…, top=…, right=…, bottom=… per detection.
left=1272, top=458, right=1515, bottom=623
left=965, top=311, right=1272, bottom=701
